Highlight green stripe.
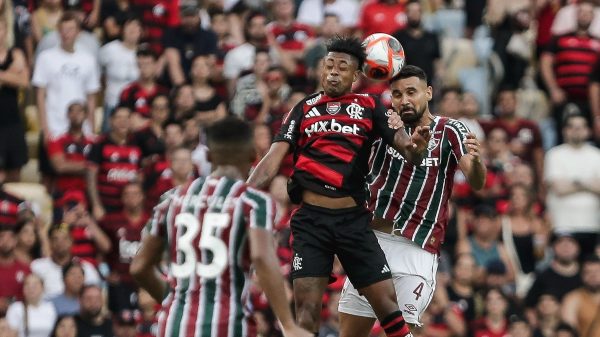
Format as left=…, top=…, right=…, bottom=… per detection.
left=201, top=178, right=237, bottom=337
left=413, top=132, right=452, bottom=245
left=171, top=278, right=190, bottom=337
left=396, top=165, right=427, bottom=228
left=374, top=156, right=404, bottom=217
left=245, top=190, right=269, bottom=229
left=231, top=203, right=247, bottom=337
left=446, top=123, right=469, bottom=154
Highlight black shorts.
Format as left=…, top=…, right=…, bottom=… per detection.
left=0, top=124, right=28, bottom=170
left=290, top=203, right=392, bottom=289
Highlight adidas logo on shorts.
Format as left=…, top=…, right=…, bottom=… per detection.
left=381, top=264, right=390, bottom=274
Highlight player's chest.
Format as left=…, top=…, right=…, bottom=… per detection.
left=299, top=101, right=374, bottom=139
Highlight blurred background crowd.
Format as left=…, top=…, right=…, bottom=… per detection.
left=0, top=0, right=599, bottom=336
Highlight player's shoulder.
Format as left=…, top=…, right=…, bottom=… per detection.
left=240, top=185, right=274, bottom=204
left=302, top=91, right=324, bottom=107
left=443, top=117, right=471, bottom=133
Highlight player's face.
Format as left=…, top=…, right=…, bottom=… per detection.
left=321, top=52, right=358, bottom=97
left=390, top=76, right=432, bottom=124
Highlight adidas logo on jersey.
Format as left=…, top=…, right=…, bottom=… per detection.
left=304, top=119, right=360, bottom=137
left=305, top=107, right=321, bottom=118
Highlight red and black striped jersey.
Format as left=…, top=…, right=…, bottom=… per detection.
left=0, top=190, right=24, bottom=226
left=119, top=81, right=169, bottom=119
left=273, top=92, right=397, bottom=204
left=146, top=175, right=276, bottom=337
left=70, top=225, right=99, bottom=266
left=47, top=133, right=94, bottom=194
left=88, top=135, right=142, bottom=212
left=130, top=0, right=180, bottom=55
left=367, top=117, right=469, bottom=254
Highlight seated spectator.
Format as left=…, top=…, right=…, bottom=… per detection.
left=303, top=14, right=343, bottom=84
left=190, top=55, right=227, bottom=127
left=119, top=48, right=169, bottom=131
left=30, top=223, right=101, bottom=299
left=485, top=127, right=520, bottom=184
left=13, top=218, right=43, bottom=265
left=296, top=0, right=359, bottom=32
left=356, top=0, right=407, bottom=37
left=50, top=315, right=78, bottom=337
left=75, top=285, right=113, bottom=337
left=420, top=287, right=465, bottom=337
left=532, top=294, right=561, bottom=337
left=47, top=102, right=94, bottom=198
left=248, top=66, right=291, bottom=124
left=470, top=288, right=510, bottom=337
left=561, top=255, right=600, bottom=337
left=87, top=106, right=143, bottom=219
left=6, top=274, right=57, bottom=337
left=31, top=0, right=63, bottom=44
left=163, top=1, right=218, bottom=86
left=99, top=15, right=142, bottom=132
left=50, top=261, right=84, bottom=315
left=133, top=94, right=170, bottom=163
left=100, top=182, right=149, bottom=312
left=0, top=223, right=30, bottom=317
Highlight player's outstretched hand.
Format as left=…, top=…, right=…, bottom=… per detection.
left=387, top=109, right=404, bottom=130
left=281, top=323, right=313, bottom=337
left=410, top=125, right=431, bottom=151
left=463, top=133, right=481, bottom=161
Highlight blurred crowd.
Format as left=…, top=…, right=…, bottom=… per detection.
left=0, top=0, right=599, bottom=337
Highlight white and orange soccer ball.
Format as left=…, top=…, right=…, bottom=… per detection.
left=362, top=33, right=406, bottom=81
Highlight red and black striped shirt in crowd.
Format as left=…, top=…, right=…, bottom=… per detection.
left=130, top=0, right=180, bottom=55
left=546, top=33, right=600, bottom=100
left=0, top=190, right=24, bottom=226
left=273, top=92, right=397, bottom=204
left=100, top=211, right=149, bottom=285
left=119, top=81, right=169, bottom=119
left=47, top=133, right=94, bottom=194
left=70, top=225, right=100, bottom=266
left=88, top=135, right=142, bottom=212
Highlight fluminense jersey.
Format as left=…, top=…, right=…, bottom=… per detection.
left=273, top=92, right=397, bottom=204
left=146, top=175, right=276, bottom=337
left=367, top=116, right=469, bottom=254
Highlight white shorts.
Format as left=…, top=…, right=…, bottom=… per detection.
left=338, top=230, right=438, bottom=326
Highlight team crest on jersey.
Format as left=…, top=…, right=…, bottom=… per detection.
left=346, top=103, right=364, bottom=119
left=427, top=138, right=440, bottom=151
left=326, top=102, right=341, bottom=115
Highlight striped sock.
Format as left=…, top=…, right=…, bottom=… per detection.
left=381, top=311, right=410, bottom=337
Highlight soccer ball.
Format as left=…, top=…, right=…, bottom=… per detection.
left=362, top=33, right=406, bottom=81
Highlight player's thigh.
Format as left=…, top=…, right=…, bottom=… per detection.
left=293, top=276, right=329, bottom=330
left=391, top=273, right=435, bottom=326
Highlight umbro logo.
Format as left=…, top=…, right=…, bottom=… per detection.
left=305, top=107, right=321, bottom=118
left=381, top=265, right=391, bottom=274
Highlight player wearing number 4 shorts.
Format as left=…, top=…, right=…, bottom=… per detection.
left=338, top=66, right=487, bottom=335
left=130, top=118, right=312, bottom=337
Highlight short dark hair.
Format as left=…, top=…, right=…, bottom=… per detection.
left=62, top=260, right=84, bottom=279
left=111, top=104, right=132, bottom=117
left=163, top=119, right=183, bottom=131
left=206, top=117, right=253, bottom=149
left=390, top=65, right=428, bottom=84
left=326, top=35, right=367, bottom=70
left=562, top=113, right=587, bottom=129
left=440, top=86, right=462, bottom=98
left=583, top=254, right=600, bottom=266
left=136, top=45, right=157, bottom=60
left=67, top=101, right=86, bottom=113
left=58, top=11, right=81, bottom=27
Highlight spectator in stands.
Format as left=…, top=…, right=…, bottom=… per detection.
left=209, top=9, right=242, bottom=67
left=296, top=0, right=359, bottom=31
left=544, top=114, right=600, bottom=258
left=0, top=223, right=30, bottom=317
left=252, top=66, right=291, bottom=125
left=113, top=309, right=138, bottom=337
left=13, top=218, right=43, bottom=265
left=532, top=294, right=561, bottom=337
left=470, top=288, right=510, bottom=337
left=163, top=1, right=218, bottom=86
left=541, top=0, right=600, bottom=142
left=524, top=233, right=582, bottom=315
left=145, top=145, right=195, bottom=211
left=304, top=13, right=342, bottom=83
left=87, top=106, right=142, bottom=219
left=459, top=92, right=486, bottom=141
left=0, top=16, right=30, bottom=183
left=172, top=84, right=196, bottom=120
left=484, top=88, right=544, bottom=187
left=49, top=260, right=83, bottom=315
left=588, top=56, right=600, bottom=143
left=133, top=93, right=169, bottom=162
left=119, top=48, right=169, bottom=131
left=447, top=253, right=478, bottom=324
left=223, top=11, right=270, bottom=96
left=100, top=182, right=149, bottom=312
left=190, top=55, right=227, bottom=126
left=486, top=127, right=519, bottom=180
left=99, top=15, right=142, bottom=132
left=31, top=0, right=63, bottom=45
left=356, top=0, right=407, bottom=37
left=75, top=285, right=114, bottom=337
left=31, top=223, right=101, bottom=300
left=59, top=191, right=111, bottom=266
left=129, top=0, right=179, bottom=56
left=100, top=0, right=130, bottom=43
left=457, top=204, right=515, bottom=286
left=551, top=0, right=600, bottom=38
left=438, top=87, right=462, bottom=119
left=508, top=316, right=532, bottom=337
left=231, top=48, right=272, bottom=118
left=555, top=323, right=578, bottom=337
left=47, top=102, right=94, bottom=197
left=50, top=315, right=78, bottom=337
left=393, top=0, right=440, bottom=84
left=561, top=255, right=600, bottom=337
left=6, top=273, right=56, bottom=337
left=319, top=291, right=341, bottom=337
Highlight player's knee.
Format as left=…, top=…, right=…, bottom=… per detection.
left=295, top=300, right=322, bottom=329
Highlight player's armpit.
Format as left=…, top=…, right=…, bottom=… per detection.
left=130, top=234, right=167, bottom=303
left=247, top=142, right=290, bottom=189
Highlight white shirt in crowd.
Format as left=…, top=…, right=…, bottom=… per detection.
left=30, top=257, right=101, bottom=299
left=6, top=301, right=57, bottom=337
left=223, top=43, right=279, bottom=80
left=32, top=46, right=100, bottom=138
left=296, top=0, right=359, bottom=28
left=551, top=4, right=600, bottom=38
left=545, top=143, right=600, bottom=234
left=99, top=40, right=139, bottom=108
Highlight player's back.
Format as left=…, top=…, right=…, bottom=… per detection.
left=149, top=175, right=275, bottom=337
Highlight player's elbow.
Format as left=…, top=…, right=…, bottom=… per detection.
left=130, top=255, right=149, bottom=281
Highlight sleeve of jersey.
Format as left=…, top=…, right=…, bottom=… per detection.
left=371, top=96, right=398, bottom=146
left=272, top=103, right=304, bottom=151
left=86, top=142, right=102, bottom=168
left=446, top=119, right=471, bottom=161
left=144, top=190, right=173, bottom=238
left=47, top=139, right=61, bottom=158
left=242, top=187, right=276, bottom=232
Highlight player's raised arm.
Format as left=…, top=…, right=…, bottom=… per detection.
left=457, top=132, right=487, bottom=190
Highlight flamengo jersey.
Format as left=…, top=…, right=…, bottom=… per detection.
left=146, top=176, right=276, bottom=337
left=367, top=117, right=469, bottom=254
left=273, top=92, right=397, bottom=203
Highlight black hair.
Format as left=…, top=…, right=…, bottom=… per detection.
left=149, top=93, right=170, bottom=107
left=67, top=101, right=86, bottom=113
left=163, top=119, right=184, bottom=131
left=583, top=254, right=600, bottom=265
left=50, top=315, right=77, bottom=337
left=562, top=112, right=587, bottom=128
left=206, top=116, right=253, bottom=149
left=440, top=86, right=463, bottom=98
left=390, top=65, right=428, bottom=84
left=243, top=10, right=266, bottom=42
left=120, top=14, right=142, bottom=27
left=111, top=104, right=132, bottom=117
left=136, top=45, right=157, bottom=60
left=62, top=260, right=84, bottom=279
left=495, top=85, right=516, bottom=102
left=326, top=35, right=367, bottom=70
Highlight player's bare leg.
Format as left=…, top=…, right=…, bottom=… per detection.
left=339, top=312, right=376, bottom=337
left=293, top=277, right=330, bottom=333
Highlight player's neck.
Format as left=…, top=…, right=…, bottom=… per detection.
left=407, top=111, right=434, bottom=129
left=211, top=165, right=247, bottom=181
